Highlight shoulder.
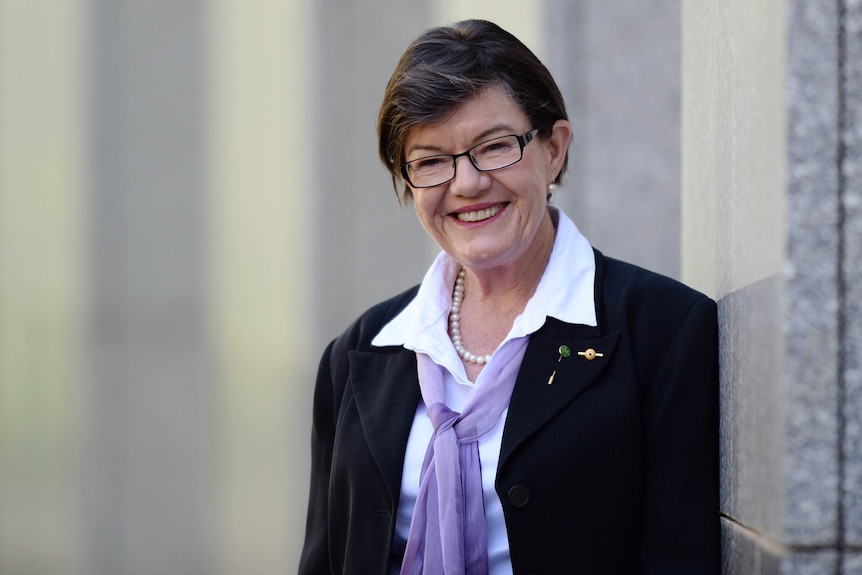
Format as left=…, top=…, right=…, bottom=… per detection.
left=593, top=252, right=718, bottom=398
left=596, top=250, right=716, bottom=328
left=326, top=285, right=420, bottom=356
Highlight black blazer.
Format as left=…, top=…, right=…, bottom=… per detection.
left=300, top=250, right=720, bottom=574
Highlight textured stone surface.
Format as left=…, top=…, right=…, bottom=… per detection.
left=721, top=517, right=844, bottom=574
left=784, top=0, right=843, bottom=545
left=721, top=517, right=783, bottom=575
left=844, top=553, right=862, bottom=575
left=842, top=0, right=862, bottom=548
left=685, top=0, right=853, bottom=568
left=718, top=275, right=786, bottom=536
left=684, top=0, right=843, bottom=545
left=782, top=550, right=841, bottom=574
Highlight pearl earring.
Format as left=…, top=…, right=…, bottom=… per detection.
left=547, top=183, right=558, bottom=203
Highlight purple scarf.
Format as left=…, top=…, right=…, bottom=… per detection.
left=401, top=342, right=527, bottom=574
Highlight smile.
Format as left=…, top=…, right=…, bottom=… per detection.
left=456, top=204, right=505, bottom=222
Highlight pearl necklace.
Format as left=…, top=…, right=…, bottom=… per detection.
left=449, top=268, right=493, bottom=365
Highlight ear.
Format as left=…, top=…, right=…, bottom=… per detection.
left=545, top=119, right=572, bottom=182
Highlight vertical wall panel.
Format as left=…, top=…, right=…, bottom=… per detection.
left=310, top=0, right=435, bottom=352
left=0, top=2, right=88, bottom=574
left=682, top=0, right=790, bottom=543
left=549, top=0, right=683, bottom=280
left=684, top=0, right=862, bottom=570
left=784, top=0, right=842, bottom=546
left=207, top=0, right=315, bottom=571
left=87, top=2, right=215, bottom=574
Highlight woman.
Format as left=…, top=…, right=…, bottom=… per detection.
left=300, top=19, right=719, bottom=575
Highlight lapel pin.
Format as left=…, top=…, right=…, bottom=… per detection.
left=548, top=345, right=573, bottom=385
left=577, top=348, right=603, bottom=361
left=557, top=345, right=571, bottom=362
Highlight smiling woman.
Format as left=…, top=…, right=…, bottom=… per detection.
left=403, top=87, right=567, bottom=288
left=300, top=19, right=720, bottom=575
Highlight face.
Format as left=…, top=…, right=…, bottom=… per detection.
left=404, top=87, right=571, bottom=273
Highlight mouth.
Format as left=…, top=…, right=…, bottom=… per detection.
left=454, top=203, right=506, bottom=223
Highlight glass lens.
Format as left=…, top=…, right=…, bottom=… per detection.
left=405, top=155, right=454, bottom=187
left=471, top=135, right=521, bottom=170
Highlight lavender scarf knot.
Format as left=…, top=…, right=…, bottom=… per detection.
left=401, top=343, right=527, bottom=574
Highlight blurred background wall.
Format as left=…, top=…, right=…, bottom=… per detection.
left=0, top=1, right=683, bottom=573
left=9, top=1, right=861, bottom=574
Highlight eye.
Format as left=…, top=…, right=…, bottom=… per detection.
left=410, top=156, right=448, bottom=172
left=474, top=137, right=517, bottom=157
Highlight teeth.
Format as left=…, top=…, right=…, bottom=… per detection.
left=457, top=204, right=503, bottom=222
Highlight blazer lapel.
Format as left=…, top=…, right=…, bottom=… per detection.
left=348, top=348, right=421, bottom=503
left=498, top=318, right=620, bottom=468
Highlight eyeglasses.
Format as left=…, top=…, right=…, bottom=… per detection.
left=401, top=129, right=539, bottom=189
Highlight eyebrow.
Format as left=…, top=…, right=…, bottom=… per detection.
left=405, top=123, right=520, bottom=158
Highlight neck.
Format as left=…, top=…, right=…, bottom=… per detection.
left=448, top=213, right=556, bottom=380
left=461, top=212, right=556, bottom=304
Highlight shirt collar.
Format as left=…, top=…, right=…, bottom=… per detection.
left=371, top=206, right=597, bottom=354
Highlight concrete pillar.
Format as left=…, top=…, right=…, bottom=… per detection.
left=547, top=0, right=683, bottom=280
left=86, top=1, right=216, bottom=574
left=207, top=0, right=315, bottom=571
left=0, top=2, right=89, bottom=573
left=683, top=1, right=862, bottom=572
left=310, top=0, right=436, bottom=350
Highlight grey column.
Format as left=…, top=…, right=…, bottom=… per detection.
left=87, top=2, right=215, bottom=574
left=311, top=0, right=437, bottom=350
left=546, top=0, right=682, bottom=280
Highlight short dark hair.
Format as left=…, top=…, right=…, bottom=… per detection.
left=378, top=19, right=570, bottom=203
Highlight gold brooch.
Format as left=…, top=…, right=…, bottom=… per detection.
left=577, top=348, right=603, bottom=361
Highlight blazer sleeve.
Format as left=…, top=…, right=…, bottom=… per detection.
left=639, top=295, right=720, bottom=574
left=298, top=339, right=338, bottom=575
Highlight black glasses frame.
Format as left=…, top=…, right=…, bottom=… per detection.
left=401, top=128, right=539, bottom=189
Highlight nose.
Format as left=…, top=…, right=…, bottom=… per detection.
left=449, top=155, right=489, bottom=197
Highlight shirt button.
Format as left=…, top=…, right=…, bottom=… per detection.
left=507, top=485, right=531, bottom=508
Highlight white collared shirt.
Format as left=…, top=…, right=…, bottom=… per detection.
left=371, top=206, right=596, bottom=573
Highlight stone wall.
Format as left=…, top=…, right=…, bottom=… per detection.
left=683, top=1, right=862, bottom=572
